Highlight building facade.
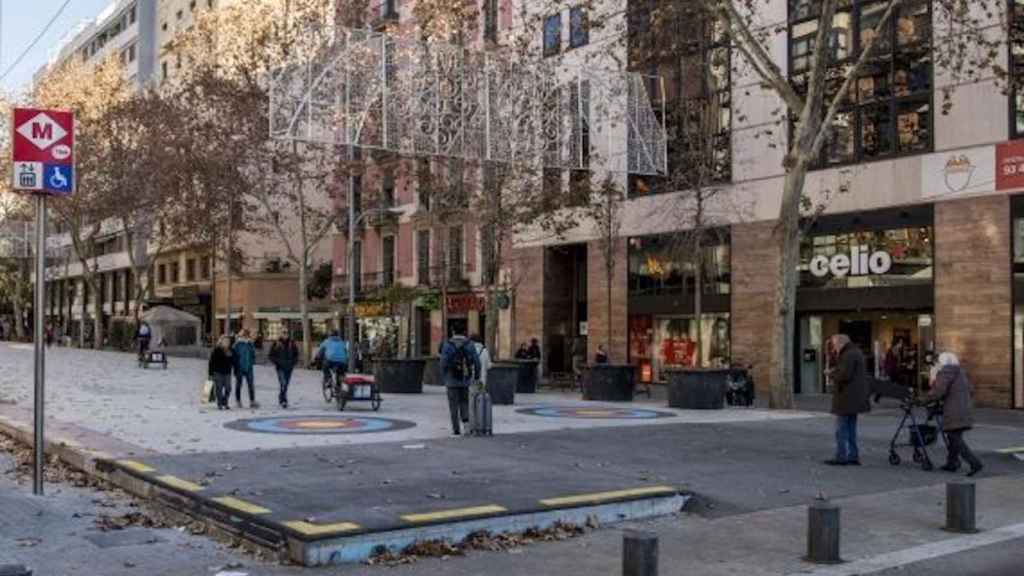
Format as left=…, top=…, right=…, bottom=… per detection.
left=512, top=0, right=1024, bottom=409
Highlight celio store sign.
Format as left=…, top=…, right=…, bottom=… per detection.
left=809, top=246, right=892, bottom=278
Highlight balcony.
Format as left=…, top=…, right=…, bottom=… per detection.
left=420, top=264, right=470, bottom=289
left=334, top=270, right=396, bottom=300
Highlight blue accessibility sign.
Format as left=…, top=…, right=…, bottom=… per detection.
left=43, top=164, right=73, bottom=195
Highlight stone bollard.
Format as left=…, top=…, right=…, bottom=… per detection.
left=0, top=566, right=32, bottom=576
left=806, top=501, right=841, bottom=564
left=945, top=481, right=978, bottom=533
left=622, top=530, right=658, bottom=576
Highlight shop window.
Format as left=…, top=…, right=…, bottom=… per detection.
left=158, top=264, right=166, bottom=285
left=1013, top=198, right=1024, bottom=408
left=789, top=0, right=932, bottom=166
left=186, top=258, right=196, bottom=282
left=543, top=14, right=561, bottom=57
left=1011, top=0, right=1024, bottom=138
left=569, top=7, right=589, bottom=49
left=629, top=313, right=731, bottom=382
left=628, top=233, right=731, bottom=298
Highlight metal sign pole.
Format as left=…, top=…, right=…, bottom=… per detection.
left=33, top=194, right=46, bottom=495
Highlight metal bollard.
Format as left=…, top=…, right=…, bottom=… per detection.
left=0, top=566, right=32, bottom=576
left=945, top=481, right=978, bottom=533
left=623, top=530, right=658, bottom=576
left=806, top=501, right=842, bottom=564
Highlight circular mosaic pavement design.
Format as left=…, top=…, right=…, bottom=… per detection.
left=516, top=406, right=676, bottom=420
left=225, top=415, right=417, bottom=435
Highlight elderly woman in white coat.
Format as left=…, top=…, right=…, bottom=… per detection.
left=472, top=334, right=492, bottom=387
left=925, top=352, right=983, bottom=477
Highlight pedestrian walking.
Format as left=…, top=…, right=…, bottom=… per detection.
left=923, top=352, right=983, bottom=476
left=45, top=323, right=54, bottom=348
left=268, top=333, right=300, bottom=409
left=318, top=331, right=350, bottom=386
left=825, top=333, right=871, bottom=466
left=440, top=329, right=481, bottom=435
left=471, top=334, right=492, bottom=386
left=209, top=336, right=235, bottom=410
left=232, top=329, right=258, bottom=409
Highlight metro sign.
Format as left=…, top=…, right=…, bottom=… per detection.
left=11, top=107, right=75, bottom=196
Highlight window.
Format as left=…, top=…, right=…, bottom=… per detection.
left=417, top=230, right=431, bottom=285
left=382, top=0, right=398, bottom=19
left=201, top=258, right=211, bottom=280
left=417, top=158, right=431, bottom=211
left=481, top=224, right=497, bottom=285
left=186, top=258, right=196, bottom=282
left=799, top=226, right=933, bottom=289
left=382, top=236, right=396, bottom=287
left=382, top=173, right=395, bottom=207
left=162, top=21, right=168, bottom=31
left=351, top=174, right=363, bottom=221
left=158, top=264, right=166, bottom=285
left=569, top=7, right=589, bottom=48
left=448, top=226, right=463, bottom=282
left=628, top=233, right=732, bottom=298
left=190, top=0, right=197, bottom=10
left=483, top=0, right=498, bottom=42
left=543, top=14, right=561, bottom=57
left=177, top=10, right=183, bottom=20
left=169, top=261, right=180, bottom=284
left=126, top=270, right=134, bottom=300
left=130, top=5, right=137, bottom=24
left=162, top=61, right=168, bottom=80
left=1012, top=0, right=1024, bottom=138
left=789, top=0, right=932, bottom=165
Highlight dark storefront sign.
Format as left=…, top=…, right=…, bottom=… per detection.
left=446, top=294, right=486, bottom=314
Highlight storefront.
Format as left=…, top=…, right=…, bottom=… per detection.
left=627, top=232, right=732, bottom=383
left=796, top=206, right=935, bottom=394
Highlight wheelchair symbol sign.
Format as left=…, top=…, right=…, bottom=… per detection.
left=43, top=164, right=73, bottom=195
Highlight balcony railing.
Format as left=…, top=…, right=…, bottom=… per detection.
left=334, top=270, right=396, bottom=299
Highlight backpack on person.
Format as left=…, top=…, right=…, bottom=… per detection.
left=450, top=341, right=473, bottom=382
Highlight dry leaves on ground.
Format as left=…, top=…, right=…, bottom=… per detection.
left=365, top=522, right=588, bottom=566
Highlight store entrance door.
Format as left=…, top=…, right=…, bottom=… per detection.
left=797, top=310, right=934, bottom=394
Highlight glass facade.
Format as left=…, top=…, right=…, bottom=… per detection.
left=627, top=232, right=731, bottom=382
left=1014, top=198, right=1024, bottom=408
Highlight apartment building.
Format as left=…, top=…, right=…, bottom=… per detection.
left=39, top=0, right=159, bottom=344
left=511, top=0, right=1024, bottom=409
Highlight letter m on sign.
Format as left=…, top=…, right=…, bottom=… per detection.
left=32, top=123, right=53, bottom=140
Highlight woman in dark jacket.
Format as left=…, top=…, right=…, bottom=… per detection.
left=209, top=336, right=235, bottom=410
left=924, top=352, right=983, bottom=476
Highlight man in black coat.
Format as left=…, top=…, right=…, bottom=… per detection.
left=826, top=334, right=871, bottom=466
left=269, top=333, right=300, bottom=409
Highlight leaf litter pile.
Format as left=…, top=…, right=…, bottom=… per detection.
left=366, top=520, right=591, bottom=566
left=0, top=434, right=98, bottom=487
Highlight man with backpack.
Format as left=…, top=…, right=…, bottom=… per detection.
left=440, top=329, right=481, bottom=435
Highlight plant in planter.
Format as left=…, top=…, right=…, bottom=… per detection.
left=368, top=283, right=426, bottom=393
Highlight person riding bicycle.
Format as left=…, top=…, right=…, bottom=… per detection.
left=318, top=331, right=350, bottom=388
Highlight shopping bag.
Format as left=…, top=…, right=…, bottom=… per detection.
left=201, top=379, right=214, bottom=404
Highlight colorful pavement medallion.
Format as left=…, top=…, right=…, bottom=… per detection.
left=517, top=406, right=676, bottom=420
left=225, top=415, right=416, bottom=435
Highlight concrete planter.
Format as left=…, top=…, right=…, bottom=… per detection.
left=487, top=363, right=518, bottom=405
left=374, top=358, right=426, bottom=394
left=512, top=359, right=539, bottom=393
left=666, top=369, right=728, bottom=410
left=421, top=357, right=442, bottom=387
left=582, top=365, right=636, bottom=402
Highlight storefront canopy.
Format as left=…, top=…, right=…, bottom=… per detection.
left=142, top=306, right=202, bottom=347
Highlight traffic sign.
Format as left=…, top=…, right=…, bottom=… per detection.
left=11, top=108, right=75, bottom=196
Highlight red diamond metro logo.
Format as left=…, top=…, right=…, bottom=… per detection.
left=16, top=112, right=68, bottom=151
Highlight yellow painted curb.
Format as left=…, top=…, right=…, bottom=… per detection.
left=213, top=496, right=271, bottom=515
left=401, top=505, right=507, bottom=523
left=117, top=460, right=155, bottom=474
left=540, top=486, right=677, bottom=507
left=155, top=475, right=204, bottom=493
left=995, top=447, right=1024, bottom=454
left=284, top=520, right=362, bottom=536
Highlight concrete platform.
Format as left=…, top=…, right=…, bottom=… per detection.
left=98, top=440, right=688, bottom=565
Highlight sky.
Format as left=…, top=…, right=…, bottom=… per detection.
left=1, top=0, right=114, bottom=97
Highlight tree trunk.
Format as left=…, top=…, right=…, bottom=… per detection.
left=694, top=247, right=704, bottom=368
left=770, top=162, right=808, bottom=410
left=299, top=259, right=312, bottom=366
left=12, top=298, right=25, bottom=341
left=92, top=278, right=103, bottom=349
